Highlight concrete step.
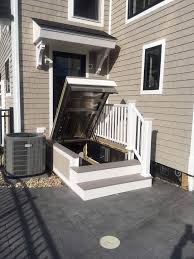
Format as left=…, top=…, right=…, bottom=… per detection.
left=70, top=159, right=142, bottom=183
left=77, top=174, right=152, bottom=200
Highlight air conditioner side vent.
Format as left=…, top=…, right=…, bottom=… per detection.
left=5, top=133, right=46, bottom=177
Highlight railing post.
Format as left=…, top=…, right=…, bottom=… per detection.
left=127, top=101, right=136, bottom=160
left=141, top=118, right=153, bottom=177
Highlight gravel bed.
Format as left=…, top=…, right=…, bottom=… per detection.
left=0, top=171, right=64, bottom=189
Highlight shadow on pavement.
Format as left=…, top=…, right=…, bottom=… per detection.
left=0, top=176, right=61, bottom=259
left=171, top=224, right=194, bottom=259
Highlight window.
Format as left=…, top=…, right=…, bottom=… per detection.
left=127, top=0, right=173, bottom=22
left=5, top=59, right=10, bottom=94
left=141, top=40, right=165, bottom=94
left=68, top=0, right=104, bottom=27
left=74, top=0, right=99, bottom=20
left=128, top=0, right=164, bottom=18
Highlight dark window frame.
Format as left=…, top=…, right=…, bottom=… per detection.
left=143, top=44, right=162, bottom=91
left=5, top=59, right=10, bottom=94
left=141, top=40, right=165, bottom=94
left=128, top=0, right=164, bottom=19
left=73, top=0, right=100, bottom=21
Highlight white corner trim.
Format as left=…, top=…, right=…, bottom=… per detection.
left=140, top=39, right=166, bottom=95
left=108, top=0, right=112, bottom=35
left=11, top=0, right=21, bottom=132
left=68, top=0, right=104, bottom=27
left=188, top=104, right=194, bottom=191
left=126, top=0, right=174, bottom=24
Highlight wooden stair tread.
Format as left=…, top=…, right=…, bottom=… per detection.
left=94, top=137, right=129, bottom=153
left=72, top=159, right=140, bottom=173
left=78, top=174, right=152, bottom=190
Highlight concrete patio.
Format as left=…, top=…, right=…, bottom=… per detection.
left=0, top=179, right=194, bottom=259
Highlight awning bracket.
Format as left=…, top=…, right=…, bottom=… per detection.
left=96, top=49, right=110, bottom=75
left=36, top=41, right=46, bottom=69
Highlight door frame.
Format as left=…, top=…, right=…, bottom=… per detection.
left=49, top=44, right=89, bottom=134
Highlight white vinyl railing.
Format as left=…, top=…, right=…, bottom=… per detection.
left=96, top=102, right=152, bottom=177
left=96, top=104, right=128, bottom=145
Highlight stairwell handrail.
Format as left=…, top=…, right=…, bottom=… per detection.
left=129, top=103, right=152, bottom=176
left=96, top=102, right=152, bottom=177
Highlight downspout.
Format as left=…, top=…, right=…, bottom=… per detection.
left=11, top=0, right=21, bottom=132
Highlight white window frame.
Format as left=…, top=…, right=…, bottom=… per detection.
left=126, top=0, right=174, bottom=24
left=68, top=0, right=104, bottom=27
left=140, top=39, right=166, bottom=95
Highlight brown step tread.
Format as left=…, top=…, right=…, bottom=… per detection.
left=78, top=174, right=152, bottom=190
left=95, top=137, right=128, bottom=153
left=72, top=159, right=140, bottom=173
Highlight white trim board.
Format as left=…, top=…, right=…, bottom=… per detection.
left=126, top=0, right=174, bottom=24
left=140, top=39, right=166, bottom=95
left=11, top=0, right=21, bottom=132
left=188, top=104, right=194, bottom=191
left=108, top=0, right=112, bottom=35
left=66, top=77, right=117, bottom=87
left=68, top=0, right=104, bottom=27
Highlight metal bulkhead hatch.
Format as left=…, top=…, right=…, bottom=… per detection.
left=50, top=77, right=117, bottom=141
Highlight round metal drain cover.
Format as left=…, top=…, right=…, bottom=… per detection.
left=99, top=236, right=120, bottom=249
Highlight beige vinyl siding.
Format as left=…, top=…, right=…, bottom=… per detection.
left=20, top=0, right=110, bottom=30
left=109, top=0, right=194, bottom=173
left=0, top=25, right=13, bottom=109
left=19, top=0, right=110, bottom=133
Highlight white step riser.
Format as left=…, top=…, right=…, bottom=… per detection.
left=70, top=165, right=142, bottom=183
left=83, top=179, right=152, bottom=201
left=53, top=167, right=86, bottom=200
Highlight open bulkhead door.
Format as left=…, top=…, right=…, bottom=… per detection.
left=50, top=77, right=117, bottom=141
